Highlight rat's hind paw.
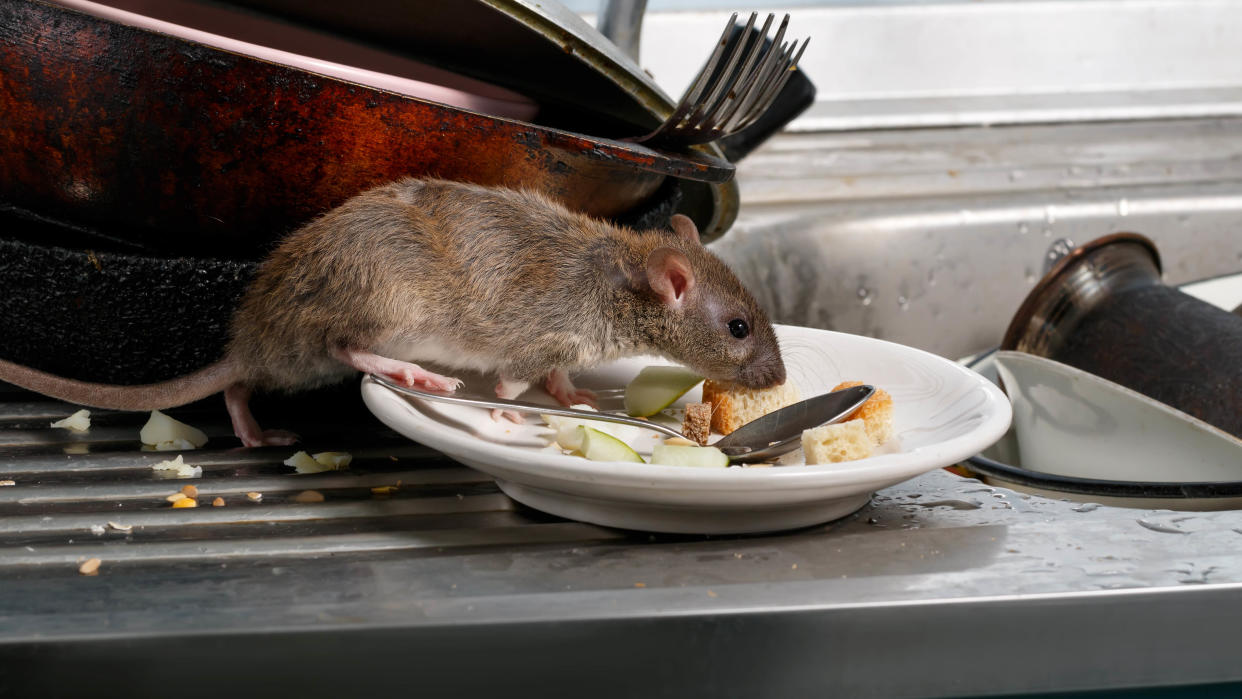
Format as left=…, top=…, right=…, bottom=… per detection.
left=490, top=408, right=525, bottom=424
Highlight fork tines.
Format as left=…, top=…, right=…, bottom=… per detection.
left=637, top=12, right=809, bottom=148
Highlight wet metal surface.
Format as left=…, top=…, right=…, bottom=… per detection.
left=3, top=380, right=1242, bottom=696
left=714, top=118, right=1242, bottom=360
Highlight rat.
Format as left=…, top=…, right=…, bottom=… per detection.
left=0, top=178, right=787, bottom=447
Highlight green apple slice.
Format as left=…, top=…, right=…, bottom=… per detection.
left=650, top=443, right=730, bottom=468
left=542, top=409, right=642, bottom=450
left=579, top=427, right=646, bottom=464
left=624, top=366, right=704, bottom=417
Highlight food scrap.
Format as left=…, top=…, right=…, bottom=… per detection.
left=150, top=454, right=202, bottom=479
left=78, top=558, right=102, bottom=576
left=285, top=450, right=353, bottom=474
left=293, top=490, right=325, bottom=503
left=140, top=410, right=208, bottom=449
left=212, top=497, right=226, bottom=507
left=51, top=409, right=91, bottom=432
left=702, top=379, right=800, bottom=435
left=172, top=497, right=198, bottom=508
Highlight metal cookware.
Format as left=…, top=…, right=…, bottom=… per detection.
left=1001, top=233, right=1242, bottom=440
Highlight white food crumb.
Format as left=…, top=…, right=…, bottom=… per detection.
left=150, top=454, right=203, bottom=478
left=51, top=409, right=91, bottom=432
left=90, top=524, right=106, bottom=536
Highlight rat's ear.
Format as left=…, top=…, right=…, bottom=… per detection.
left=646, top=247, right=696, bottom=309
left=669, top=214, right=701, bottom=246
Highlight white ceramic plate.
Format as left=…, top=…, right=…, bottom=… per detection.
left=361, top=325, right=1012, bottom=534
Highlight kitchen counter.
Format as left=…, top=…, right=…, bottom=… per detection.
left=3, top=389, right=1241, bottom=698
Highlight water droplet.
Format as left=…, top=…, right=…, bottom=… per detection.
left=1024, top=268, right=1036, bottom=284
left=1042, top=227, right=1053, bottom=237
left=1114, top=163, right=1131, bottom=175
left=1117, top=198, right=1130, bottom=217
left=1176, top=214, right=1190, bottom=225
left=1066, top=165, right=1083, bottom=176
left=897, top=295, right=910, bottom=310
left=1073, top=503, right=1101, bottom=513
left=1044, top=205, right=1057, bottom=225
left=1008, top=169, right=1025, bottom=182
left=1017, top=222, right=1029, bottom=235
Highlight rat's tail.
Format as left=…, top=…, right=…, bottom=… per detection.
left=0, top=357, right=237, bottom=411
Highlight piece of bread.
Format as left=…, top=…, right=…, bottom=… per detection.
left=832, top=380, right=894, bottom=446
left=701, top=379, right=800, bottom=435
left=682, top=402, right=712, bottom=445
left=801, top=419, right=873, bottom=464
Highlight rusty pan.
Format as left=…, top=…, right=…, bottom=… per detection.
left=0, top=0, right=733, bottom=259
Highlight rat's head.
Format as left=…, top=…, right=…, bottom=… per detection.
left=634, top=215, right=785, bottom=389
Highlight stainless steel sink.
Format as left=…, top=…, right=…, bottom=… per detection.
left=713, top=117, right=1242, bottom=359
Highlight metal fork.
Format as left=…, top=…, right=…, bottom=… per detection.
left=631, top=12, right=808, bottom=149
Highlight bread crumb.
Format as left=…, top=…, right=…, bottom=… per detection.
left=293, top=490, right=325, bottom=503
left=802, top=420, right=874, bottom=464
left=165, top=492, right=187, bottom=503
left=172, top=497, right=197, bottom=508
left=246, top=491, right=263, bottom=502
left=107, top=521, right=132, bottom=532
left=371, top=485, right=399, bottom=496
left=831, top=381, right=895, bottom=445
left=212, top=497, right=225, bottom=507
left=0, top=480, right=14, bottom=487
left=702, top=380, right=800, bottom=434
left=79, top=558, right=102, bottom=576
left=180, top=484, right=198, bottom=498
left=681, top=402, right=712, bottom=445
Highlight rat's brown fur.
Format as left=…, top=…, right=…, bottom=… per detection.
left=0, top=178, right=785, bottom=445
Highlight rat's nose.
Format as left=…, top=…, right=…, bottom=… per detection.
left=738, top=357, right=786, bottom=389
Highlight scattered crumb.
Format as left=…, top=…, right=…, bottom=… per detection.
left=172, top=497, right=197, bottom=508
left=312, top=451, right=352, bottom=469
left=293, top=490, right=325, bottom=503
left=246, top=491, right=263, bottom=502
left=212, top=497, right=225, bottom=507
left=150, top=454, right=202, bottom=478
left=90, top=524, right=106, bottom=536
left=707, top=590, right=717, bottom=598
left=62, top=444, right=90, bottom=455
left=139, top=410, right=207, bottom=448
left=371, top=485, right=399, bottom=496
left=791, top=563, right=798, bottom=570
left=78, top=558, right=101, bottom=576
left=286, top=451, right=353, bottom=474
left=152, top=438, right=197, bottom=452
left=51, top=409, right=91, bottom=432
left=180, top=484, right=198, bottom=498
left=634, top=582, right=646, bottom=588
left=165, top=492, right=187, bottom=503
left=0, top=480, right=14, bottom=487
left=107, top=521, right=132, bottom=533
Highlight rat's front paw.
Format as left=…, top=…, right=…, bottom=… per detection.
left=545, top=369, right=598, bottom=408
left=490, top=408, right=525, bottom=424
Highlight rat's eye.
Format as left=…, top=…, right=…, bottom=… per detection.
left=728, top=318, right=750, bottom=339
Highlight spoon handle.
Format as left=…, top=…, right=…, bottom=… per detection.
left=367, top=374, right=687, bottom=440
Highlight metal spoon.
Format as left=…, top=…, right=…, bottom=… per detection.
left=369, top=374, right=873, bottom=464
